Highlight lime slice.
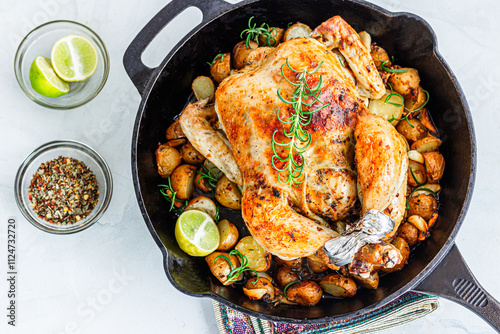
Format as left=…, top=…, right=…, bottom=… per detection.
left=29, top=56, right=70, bottom=97
left=51, top=35, right=98, bottom=82
left=175, top=210, right=220, bottom=257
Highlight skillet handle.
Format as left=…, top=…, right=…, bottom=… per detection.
left=414, top=244, right=500, bottom=332
left=123, top=0, right=234, bottom=95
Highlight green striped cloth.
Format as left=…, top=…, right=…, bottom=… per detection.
left=212, top=292, right=438, bottom=334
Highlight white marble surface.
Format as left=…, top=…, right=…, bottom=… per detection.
left=0, top=0, right=499, bottom=333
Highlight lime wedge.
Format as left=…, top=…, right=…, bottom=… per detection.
left=51, top=35, right=98, bottom=82
left=29, top=56, right=70, bottom=97
left=175, top=210, right=220, bottom=257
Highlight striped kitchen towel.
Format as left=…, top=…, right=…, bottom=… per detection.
left=212, top=291, right=438, bottom=334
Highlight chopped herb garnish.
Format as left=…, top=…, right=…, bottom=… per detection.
left=337, top=55, right=346, bottom=68
left=410, top=187, right=438, bottom=197
left=384, top=83, right=404, bottom=107
left=158, top=177, right=188, bottom=212
left=409, top=167, right=423, bottom=186
left=214, top=250, right=259, bottom=283
left=410, top=90, right=430, bottom=113
left=207, top=53, right=224, bottom=66
left=378, top=54, right=408, bottom=73
left=240, top=16, right=276, bottom=48
left=196, top=165, right=221, bottom=190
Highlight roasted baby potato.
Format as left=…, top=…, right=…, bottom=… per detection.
left=408, top=194, right=437, bottom=221
left=192, top=76, right=215, bottom=102
left=215, top=176, right=242, bottom=209
left=166, top=119, right=185, bottom=140
left=408, top=150, right=425, bottom=164
left=235, top=236, right=271, bottom=272
left=285, top=280, right=322, bottom=306
left=243, top=277, right=275, bottom=301
left=388, top=68, right=420, bottom=98
left=156, top=144, right=182, bottom=178
left=217, top=219, right=239, bottom=251
left=233, top=40, right=258, bottom=69
left=411, top=135, right=442, bottom=153
left=404, top=86, right=427, bottom=114
left=368, top=93, right=404, bottom=125
left=283, top=22, right=312, bottom=41
left=398, top=222, right=419, bottom=246
left=320, top=274, right=357, bottom=297
left=350, top=271, right=379, bottom=289
left=185, top=196, right=217, bottom=219
left=205, top=252, right=242, bottom=285
left=371, top=45, right=391, bottom=70
left=408, top=160, right=427, bottom=187
left=275, top=266, right=300, bottom=289
left=167, top=138, right=186, bottom=148
left=210, top=52, right=231, bottom=83
left=180, top=141, right=205, bottom=165
left=170, top=164, right=197, bottom=200
left=258, top=27, right=284, bottom=46
left=274, top=257, right=303, bottom=269
left=307, top=257, right=328, bottom=273
left=194, top=168, right=212, bottom=192
left=423, top=151, right=445, bottom=183
left=396, top=118, right=426, bottom=143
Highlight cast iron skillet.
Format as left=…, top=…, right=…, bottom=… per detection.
left=124, top=0, right=500, bottom=330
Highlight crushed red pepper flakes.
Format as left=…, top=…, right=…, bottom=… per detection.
left=28, top=156, right=99, bottom=225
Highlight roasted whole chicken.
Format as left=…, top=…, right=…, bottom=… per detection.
left=180, top=16, right=408, bottom=260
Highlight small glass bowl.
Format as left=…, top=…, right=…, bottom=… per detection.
left=14, top=140, right=113, bottom=234
left=14, top=20, right=110, bottom=109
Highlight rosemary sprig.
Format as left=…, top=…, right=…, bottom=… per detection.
left=409, top=167, right=423, bottom=186
left=196, top=165, right=221, bottom=190
left=384, top=83, right=404, bottom=107
left=388, top=89, right=430, bottom=128
left=207, top=53, right=224, bottom=66
left=405, top=199, right=411, bottom=210
left=378, top=54, right=408, bottom=73
left=337, top=55, right=346, bottom=68
left=284, top=280, right=302, bottom=299
left=214, top=250, right=259, bottom=284
left=240, top=16, right=276, bottom=48
left=410, top=187, right=438, bottom=197
left=272, top=58, right=330, bottom=187
left=158, top=177, right=188, bottom=212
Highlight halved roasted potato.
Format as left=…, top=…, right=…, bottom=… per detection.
left=350, top=271, right=379, bottom=289
left=368, top=92, right=404, bottom=125
left=370, top=45, right=391, bottom=70
left=235, top=236, right=271, bottom=272
left=170, top=164, right=197, bottom=200
left=156, top=144, right=182, bottom=178
left=422, top=151, right=445, bottom=183
left=217, top=219, right=239, bottom=251
left=320, top=274, right=357, bottom=297
left=404, top=86, right=427, bottom=114
left=408, top=160, right=427, bottom=187
left=283, top=22, right=312, bottom=41
left=410, top=135, right=442, bottom=153
left=215, top=176, right=242, bottom=209
left=192, top=76, right=215, bottom=102
left=307, top=257, right=328, bottom=273
left=185, top=196, right=217, bottom=219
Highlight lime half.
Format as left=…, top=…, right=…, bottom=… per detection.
left=29, top=56, right=70, bottom=97
left=175, top=210, right=220, bottom=257
left=51, top=35, right=98, bottom=82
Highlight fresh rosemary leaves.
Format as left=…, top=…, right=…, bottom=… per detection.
left=240, top=16, right=276, bottom=49
left=272, top=58, right=330, bottom=187
left=158, top=177, right=188, bottom=212
left=214, top=250, right=259, bottom=284
left=207, top=53, right=224, bottom=66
